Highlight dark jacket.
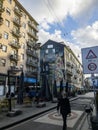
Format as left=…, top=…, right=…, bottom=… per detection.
left=57, top=97, right=71, bottom=115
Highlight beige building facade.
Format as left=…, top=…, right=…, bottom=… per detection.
left=64, top=46, right=83, bottom=90
left=0, top=0, right=39, bottom=96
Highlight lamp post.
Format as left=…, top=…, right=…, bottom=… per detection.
left=7, top=67, right=23, bottom=116
left=7, top=70, right=11, bottom=111
left=17, top=69, right=24, bottom=104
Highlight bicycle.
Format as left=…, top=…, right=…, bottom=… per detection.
left=85, top=104, right=93, bottom=129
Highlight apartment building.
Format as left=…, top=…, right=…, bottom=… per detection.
left=40, top=40, right=83, bottom=100
left=0, top=0, right=40, bottom=96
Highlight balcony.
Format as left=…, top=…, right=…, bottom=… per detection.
left=28, top=21, right=38, bottom=32
left=9, top=41, right=20, bottom=49
left=27, top=31, right=38, bottom=40
left=33, top=42, right=41, bottom=49
left=11, top=29, right=21, bottom=38
left=9, top=54, right=19, bottom=61
left=66, top=61, right=71, bottom=67
left=14, top=7, right=22, bottom=17
left=12, top=18, right=21, bottom=27
left=0, top=4, right=5, bottom=14
left=77, top=69, right=81, bottom=74
left=27, top=39, right=34, bottom=47
left=0, top=17, right=3, bottom=25
left=26, top=49, right=38, bottom=58
left=66, top=68, right=73, bottom=76
left=74, top=75, right=78, bottom=79
left=25, top=70, right=37, bottom=77
left=26, top=60, right=37, bottom=67
left=25, top=71, right=33, bottom=76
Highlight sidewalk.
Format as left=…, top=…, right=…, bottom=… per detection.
left=0, top=101, right=57, bottom=130
left=0, top=95, right=92, bottom=130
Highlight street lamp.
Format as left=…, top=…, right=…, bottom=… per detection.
left=7, top=67, right=23, bottom=116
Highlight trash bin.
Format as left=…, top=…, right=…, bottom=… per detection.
left=91, top=116, right=98, bottom=130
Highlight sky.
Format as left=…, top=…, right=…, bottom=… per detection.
left=19, top=0, right=98, bottom=63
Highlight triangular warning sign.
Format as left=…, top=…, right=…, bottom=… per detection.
left=86, top=50, right=97, bottom=59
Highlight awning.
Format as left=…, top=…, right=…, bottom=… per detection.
left=24, top=77, right=36, bottom=83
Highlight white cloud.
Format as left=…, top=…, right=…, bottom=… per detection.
left=39, top=19, right=50, bottom=30
left=38, top=29, right=64, bottom=44
left=71, top=21, right=98, bottom=48
left=19, top=0, right=98, bottom=24
left=19, top=0, right=98, bottom=63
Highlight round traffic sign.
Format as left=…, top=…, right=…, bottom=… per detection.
left=88, top=63, right=97, bottom=71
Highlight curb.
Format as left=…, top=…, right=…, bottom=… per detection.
left=0, top=106, right=56, bottom=130
left=0, top=97, right=80, bottom=130
left=76, top=112, right=87, bottom=130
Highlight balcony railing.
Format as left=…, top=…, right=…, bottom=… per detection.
left=66, top=68, right=73, bottom=76
left=27, top=39, right=34, bottom=47
left=14, top=7, right=22, bottom=17
left=11, top=30, right=21, bottom=38
left=0, top=4, right=5, bottom=13
left=25, top=71, right=37, bottom=77
left=26, top=60, right=37, bottom=67
left=66, top=61, right=71, bottom=67
left=27, top=31, right=38, bottom=40
left=12, top=18, right=21, bottom=27
left=9, top=54, right=19, bottom=61
left=28, top=21, right=38, bottom=32
left=26, top=49, right=38, bottom=58
left=9, top=41, right=20, bottom=49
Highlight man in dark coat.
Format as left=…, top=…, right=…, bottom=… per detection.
left=57, top=91, right=71, bottom=130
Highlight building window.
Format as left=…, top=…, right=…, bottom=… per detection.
left=23, top=13, right=26, bottom=19
left=45, top=49, right=48, bottom=54
left=0, top=59, right=6, bottom=66
left=22, top=23, right=26, bottom=29
left=53, top=49, right=55, bottom=53
left=21, top=53, right=24, bottom=60
left=47, top=45, right=53, bottom=48
left=4, top=32, right=9, bottom=39
left=5, top=19, right=10, bottom=27
left=6, top=8, right=11, bottom=15
left=22, top=32, right=25, bottom=38
left=2, top=45, right=7, bottom=52
left=21, top=43, right=25, bottom=49
left=8, top=0, right=12, bottom=4
left=20, top=65, right=23, bottom=69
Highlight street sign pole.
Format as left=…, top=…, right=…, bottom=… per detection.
left=82, top=46, right=98, bottom=129
left=91, top=73, right=97, bottom=116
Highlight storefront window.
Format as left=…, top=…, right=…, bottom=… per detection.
left=0, top=85, right=4, bottom=96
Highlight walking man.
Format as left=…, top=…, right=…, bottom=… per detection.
left=57, top=90, right=71, bottom=130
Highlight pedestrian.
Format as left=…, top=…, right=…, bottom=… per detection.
left=57, top=90, right=71, bottom=130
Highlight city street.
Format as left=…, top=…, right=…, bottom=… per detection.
left=3, top=92, right=94, bottom=130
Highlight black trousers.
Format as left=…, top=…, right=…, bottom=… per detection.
left=62, top=114, right=67, bottom=130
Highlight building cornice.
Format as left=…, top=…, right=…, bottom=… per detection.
left=14, top=0, right=39, bottom=25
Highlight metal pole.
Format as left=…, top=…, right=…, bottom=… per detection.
left=92, top=73, right=97, bottom=116
left=8, top=70, right=12, bottom=111
left=18, top=70, right=24, bottom=104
